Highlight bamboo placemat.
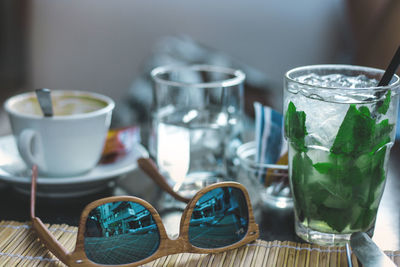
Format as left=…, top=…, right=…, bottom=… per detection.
left=0, top=220, right=398, bottom=267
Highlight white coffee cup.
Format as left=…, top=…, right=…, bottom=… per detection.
left=4, top=90, right=115, bottom=177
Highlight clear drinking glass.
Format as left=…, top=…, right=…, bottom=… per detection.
left=236, top=141, right=292, bottom=210
left=150, top=65, right=245, bottom=198
left=284, top=64, right=400, bottom=246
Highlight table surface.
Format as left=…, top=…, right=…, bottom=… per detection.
left=0, top=139, right=398, bottom=252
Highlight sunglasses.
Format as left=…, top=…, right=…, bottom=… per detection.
left=30, top=165, right=259, bottom=266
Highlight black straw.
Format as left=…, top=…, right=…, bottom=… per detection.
left=378, top=45, right=400, bottom=86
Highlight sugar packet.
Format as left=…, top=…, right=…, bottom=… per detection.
left=254, top=102, right=287, bottom=167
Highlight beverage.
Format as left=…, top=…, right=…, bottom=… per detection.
left=151, top=65, right=245, bottom=197
left=4, top=90, right=114, bottom=176
left=9, top=94, right=108, bottom=116
left=155, top=107, right=236, bottom=192
left=284, top=65, right=400, bottom=245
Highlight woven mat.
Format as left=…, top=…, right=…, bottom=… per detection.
left=0, top=221, right=398, bottom=267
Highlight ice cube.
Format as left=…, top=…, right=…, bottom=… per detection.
left=295, top=73, right=378, bottom=89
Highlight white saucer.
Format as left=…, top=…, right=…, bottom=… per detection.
left=0, top=135, right=149, bottom=197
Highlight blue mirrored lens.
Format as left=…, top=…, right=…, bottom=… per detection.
left=84, top=201, right=160, bottom=265
left=188, top=187, right=249, bottom=248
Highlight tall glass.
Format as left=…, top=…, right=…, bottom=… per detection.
left=283, top=64, right=400, bottom=246
left=151, top=65, right=245, bottom=198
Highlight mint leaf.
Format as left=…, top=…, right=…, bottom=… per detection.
left=330, top=104, right=393, bottom=157
left=313, top=162, right=333, bottom=174
left=377, top=90, right=391, bottom=115
left=319, top=207, right=350, bottom=232
left=367, top=146, right=387, bottom=201
left=371, top=119, right=394, bottom=152
left=284, top=102, right=307, bottom=152
left=291, top=152, right=315, bottom=221
left=331, top=104, right=375, bottom=155
left=350, top=206, right=377, bottom=230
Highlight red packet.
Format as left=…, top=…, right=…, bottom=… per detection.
left=100, top=126, right=141, bottom=164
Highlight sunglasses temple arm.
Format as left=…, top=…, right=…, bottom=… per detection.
left=30, top=166, right=70, bottom=264
left=137, top=157, right=191, bottom=203
left=30, top=165, right=37, bottom=219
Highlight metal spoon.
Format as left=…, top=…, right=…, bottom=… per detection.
left=350, top=232, right=396, bottom=267
left=345, top=243, right=353, bottom=267
left=35, top=88, right=53, bottom=117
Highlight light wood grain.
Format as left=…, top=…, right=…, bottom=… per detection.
left=30, top=165, right=260, bottom=266
left=0, top=221, right=398, bottom=266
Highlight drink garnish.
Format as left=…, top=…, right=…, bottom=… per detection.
left=285, top=96, right=394, bottom=232
left=284, top=102, right=307, bottom=153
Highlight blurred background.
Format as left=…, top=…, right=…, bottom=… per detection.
left=1, top=0, right=398, bottom=134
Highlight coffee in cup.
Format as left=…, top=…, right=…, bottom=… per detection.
left=4, top=90, right=115, bottom=177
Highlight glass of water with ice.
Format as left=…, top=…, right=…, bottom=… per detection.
left=284, top=64, right=400, bottom=246
left=150, top=65, right=245, bottom=198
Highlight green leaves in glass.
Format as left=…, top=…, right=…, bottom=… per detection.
left=331, top=104, right=393, bottom=156
left=285, top=101, right=307, bottom=152
left=285, top=98, right=393, bottom=233
left=377, top=90, right=391, bottom=115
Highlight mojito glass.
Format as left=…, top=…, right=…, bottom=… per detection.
left=283, top=65, right=400, bottom=246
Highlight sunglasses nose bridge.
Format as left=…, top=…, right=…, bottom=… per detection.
left=161, top=237, right=188, bottom=255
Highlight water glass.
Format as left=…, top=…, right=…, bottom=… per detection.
left=284, top=64, right=400, bottom=246
left=150, top=65, right=245, bottom=197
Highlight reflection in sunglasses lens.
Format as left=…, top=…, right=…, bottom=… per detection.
left=84, top=201, right=160, bottom=265
left=188, top=187, right=249, bottom=248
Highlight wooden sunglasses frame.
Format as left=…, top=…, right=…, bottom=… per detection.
left=30, top=165, right=259, bottom=266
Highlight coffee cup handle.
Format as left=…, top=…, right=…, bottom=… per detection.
left=18, top=129, right=45, bottom=171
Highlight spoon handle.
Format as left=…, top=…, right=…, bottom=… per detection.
left=35, top=88, right=53, bottom=117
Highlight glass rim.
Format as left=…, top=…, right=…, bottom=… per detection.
left=151, top=64, right=246, bottom=88
left=237, top=141, right=288, bottom=170
left=285, top=64, right=400, bottom=91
